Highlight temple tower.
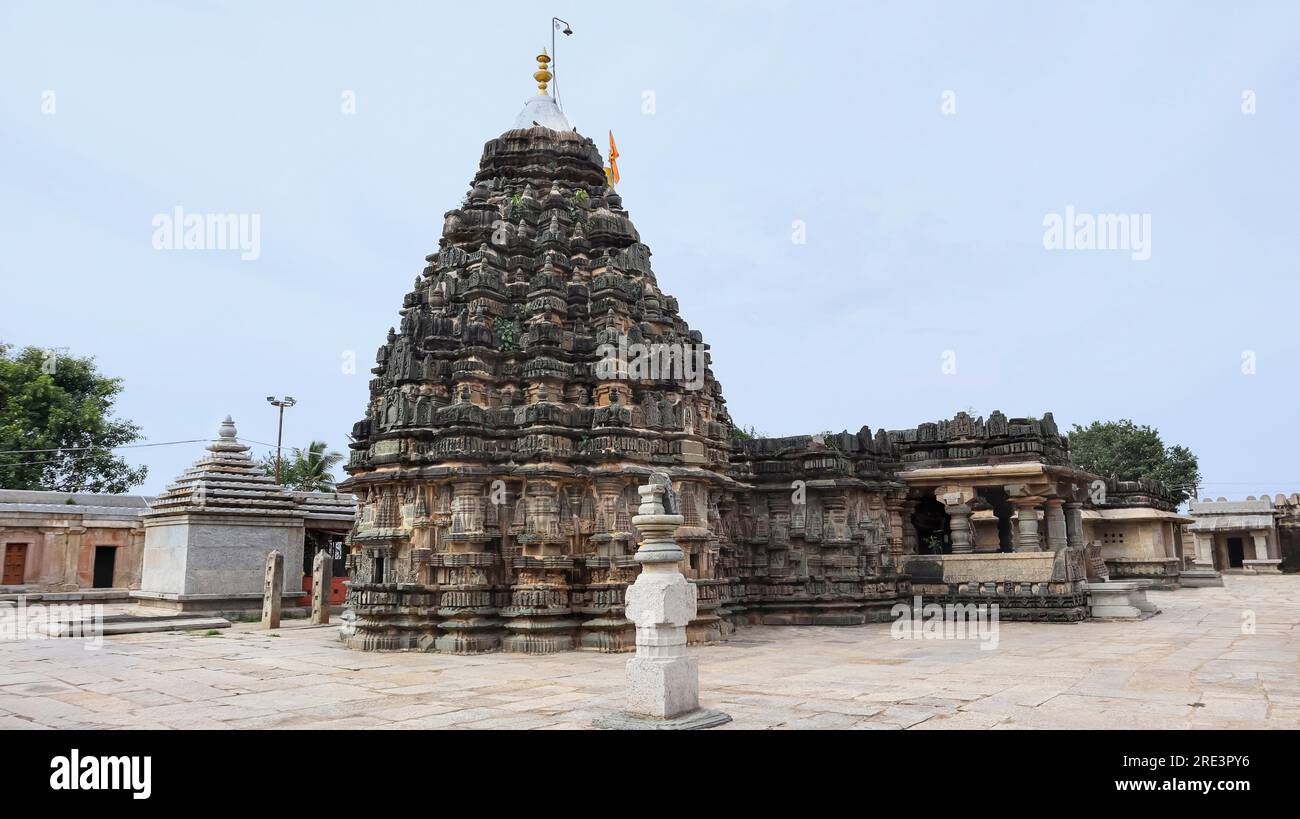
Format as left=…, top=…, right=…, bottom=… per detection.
left=341, top=51, right=739, bottom=653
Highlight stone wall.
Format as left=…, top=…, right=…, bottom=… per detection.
left=0, top=490, right=148, bottom=594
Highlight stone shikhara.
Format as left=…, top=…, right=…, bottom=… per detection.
left=335, top=58, right=1196, bottom=656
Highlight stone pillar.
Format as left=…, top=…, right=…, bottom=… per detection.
left=1251, top=532, right=1269, bottom=561
left=936, top=488, right=974, bottom=554
left=1044, top=499, right=1068, bottom=552
left=1064, top=502, right=1085, bottom=550
left=594, top=476, right=730, bottom=730
left=311, top=549, right=331, bottom=625
left=973, top=524, right=1000, bottom=554
left=53, top=530, right=78, bottom=592
left=1013, top=499, right=1042, bottom=552
left=947, top=505, right=974, bottom=554
left=261, top=550, right=284, bottom=629
left=1192, top=532, right=1215, bottom=567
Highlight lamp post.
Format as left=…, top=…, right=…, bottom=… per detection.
left=266, top=396, right=296, bottom=484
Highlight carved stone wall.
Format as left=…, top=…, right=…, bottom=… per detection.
left=339, top=99, right=1145, bottom=652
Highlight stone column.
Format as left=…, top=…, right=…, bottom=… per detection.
left=1044, top=499, right=1068, bottom=552
left=1251, top=531, right=1270, bottom=561
left=947, top=505, right=974, bottom=554
left=1191, top=532, right=1213, bottom=566
left=261, top=550, right=283, bottom=629
left=973, top=524, right=1001, bottom=554
left=60, top=526, right=83, bottom=590
left=594, top=476, right=730, bottom=729
left=1064, top=502, right=1086, bottom=550
left=311, top=549, right=332, bottom=625
left=1013, top=499, right=1042, bottom=552
left=936, top=488, right=974, bottom=554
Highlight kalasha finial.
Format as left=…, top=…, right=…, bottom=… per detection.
left=534, top=48, right=552, bottom=95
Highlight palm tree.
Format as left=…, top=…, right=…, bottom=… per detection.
left=262, top=441, right=344, bottom=491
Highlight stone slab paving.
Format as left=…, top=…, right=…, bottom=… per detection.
left=0, top=575, right=1295, bottom=730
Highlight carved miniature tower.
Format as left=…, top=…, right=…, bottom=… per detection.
left=135, top=416, right=306, bottom=614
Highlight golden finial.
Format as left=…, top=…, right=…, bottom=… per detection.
left=534, top=48, right=553, bottom=95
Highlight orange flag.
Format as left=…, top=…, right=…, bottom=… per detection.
left=607, top=131, right=620, bottom=186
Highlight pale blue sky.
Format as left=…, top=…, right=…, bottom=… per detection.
left=1, top=1, right=1297, bottom=497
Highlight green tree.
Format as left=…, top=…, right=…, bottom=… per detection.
left=1068, top=420, right=1201, bottom=501
left=260, top=440, right=344, bottom=492
left=0, top=343, right=148, bottom=492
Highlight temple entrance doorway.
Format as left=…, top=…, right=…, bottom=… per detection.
left=912, top=496, right=950, bottom=554
left=93, top=546, right=116, bottom=588
left=1226, top=537, right=1245, bottom=569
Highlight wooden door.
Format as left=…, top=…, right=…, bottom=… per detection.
left=2, top=544, right=28, bottom=585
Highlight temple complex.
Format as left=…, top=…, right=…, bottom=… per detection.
left=133, top=417, right=355, bottom=614
left=1187, top=494, right=1299, bottom=574
left=0, top=424, right=354, bottom=613
left=337, top=52, right=1222, bottom=653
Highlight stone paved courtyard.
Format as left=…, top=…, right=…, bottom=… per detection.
left=1, top=575, right=1296, bottom=730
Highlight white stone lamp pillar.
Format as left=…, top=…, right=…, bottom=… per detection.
left=593, top=475, right=730, bottom=730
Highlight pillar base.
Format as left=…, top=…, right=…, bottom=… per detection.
left=1085, top=581, right=1159, bottom=620
left=625, top=655, right=700, bottom=719
left=1242, top=559, right=1282, bottom=574
left=592, top=708, right=732, bottom=730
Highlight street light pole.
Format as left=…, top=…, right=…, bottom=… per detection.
left=266, top=396, right=297, bottom=484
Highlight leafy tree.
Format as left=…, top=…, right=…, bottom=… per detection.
left=259, top=440, right=344, bottom=492
left=0, top=343, right=148, bottom=492
left=1068, top=420, right=1201, bottom=501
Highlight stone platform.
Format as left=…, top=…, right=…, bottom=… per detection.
left=33, top=613, right=230, bottom=638
left=1, top=575, right=1295, bottom=730
left=1085, top=580, right=1159, bottom=621
left=592, top=708, right=732, bottom=730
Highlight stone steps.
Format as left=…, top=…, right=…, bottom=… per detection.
left=32, top=613, right=231, bottom=637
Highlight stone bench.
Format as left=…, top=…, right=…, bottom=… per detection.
left=1084, top=580, right=1159, bottom=621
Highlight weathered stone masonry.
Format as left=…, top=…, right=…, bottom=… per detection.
left=339, top=80, right=1117, bottom=654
